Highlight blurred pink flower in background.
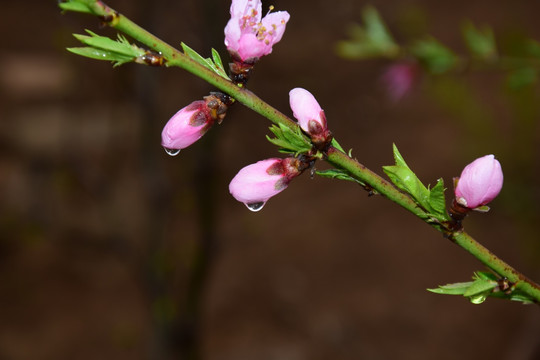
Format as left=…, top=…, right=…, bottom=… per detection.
left=224, top=0, right=290, bottom=62
left=381, top=62, right=419, bottom=102
left=455, top=154, right=504, bottom=209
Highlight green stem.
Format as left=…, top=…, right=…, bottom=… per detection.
left=61, top=0, right=540, bottom=304
left=61, top=0, right=297, bottom=130
left=326, top=147, right=430, bottom=220
left=452, top=232, right=540, bottom=302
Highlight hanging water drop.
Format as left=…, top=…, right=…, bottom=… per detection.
left=245, top=202, right=265, bottom=212
left=164, top=147, right=181, bottom=156
left=469, top=293, right=488, bottom=304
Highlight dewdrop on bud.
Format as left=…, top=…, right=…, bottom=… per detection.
left=161, top=93, right=231, bottom=154
left=161, top=101, right=210, bottom=155
left=455, top=155, right=503, bottom=209
left=229, top=157, right=303, bottom=211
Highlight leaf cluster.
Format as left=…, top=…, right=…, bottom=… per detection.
left=181, top=43, right=230, bottom=80
left=266, top=123, right=312, bottom=156
left=68, top=30, right=146, bottom=67
left=428, top=271, right=535, bottom=304
left=336, top=6, right=400, bottom=59
left=383, top=144, right=450, bottom=222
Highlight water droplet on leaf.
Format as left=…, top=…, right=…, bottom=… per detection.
left=164, top=147, right=181, bottom=156
left=245, top=202, right=265, bottom=212
left=469, top=294, right=487, bottom=304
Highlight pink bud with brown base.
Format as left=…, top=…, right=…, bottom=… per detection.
left=161, top=93, right=232, bottom=155
left=229, top=157, right=303, bottom=211
left=161, top=101, right=212, bottom=155
left=289, top=88, right=332, bottom=149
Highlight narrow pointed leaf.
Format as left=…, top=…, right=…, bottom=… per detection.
left=428, top=178, right=450, bottom=220
left=211, top=48, right=230, bottom=79
left=181, top=42, right=213, bottom=69
left=331, top=138, right=346, bottom=153
left=462, top=21, right=497, bottom=59
left=67, top=47, right=133, bottom=66
left=410, top=37, right=458, bottom=74
left=463, top=278, right=497, bottom=297
left=427, top=281, right=473, bottom=295
left=73, top=30, right=144, bottom=58
left=58, top=1, right=92, bottom=14
left=316, top=169, right=368, bottom=187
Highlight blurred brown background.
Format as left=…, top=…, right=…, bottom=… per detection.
left=1, top=0, right=539, bottom=359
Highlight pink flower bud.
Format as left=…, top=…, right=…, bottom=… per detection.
left=455, top=155, right=503, bottom=209
left=289, top=88, right=327, bottom=134
left=229, top=158, right=301, bottom=211
left=224, top=0, right=290, bottom=62
left=161, top=100, right=213, bottom=153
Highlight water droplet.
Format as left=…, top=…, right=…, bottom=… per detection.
left=164, top=147, right=181, bottom=156
left=245, top=202, right=265, bottom=212
left=469, top=294, right=487, bottom=304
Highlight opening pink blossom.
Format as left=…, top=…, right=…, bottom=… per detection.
left=224, top=0, right=290, bottom=62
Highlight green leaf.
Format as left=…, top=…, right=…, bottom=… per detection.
left=474, top=271, right=498, bottom=281
left=331, top=138, right=346, bottom=153
left=211, top=48, right=230, bottom=79
left=462, top=21, right=497, bottom=60
left=410, top=37, right=458, bottom=74
left=526, top=39, right=540, bottom=58
left=74, top=30, right=144, bottom=58
left=507, top=67, right=537, bottom=89
left=58, top=1, right=93, bottom=14
left=181, top=43, right=230, bottom=80
left=427, top=271, right=537, bottom=305
left=67, top=47, right=134, bottom=66
left=383, top=144, right=449, bottom=221
left=266, top=124, right=312, bottom=155
left=427, top=281, right=473, bottom=295
left=315, top=169, right=368, bottom=187
left=463, top=278, right=497, bottom=297
left=336, top=6, right=399, bottom=59
left=383, top=144, right=430, bottom=206
left=429, top=179, right=450, bottom=221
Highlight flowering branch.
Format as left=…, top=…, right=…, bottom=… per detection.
left=59, top=0, right=540, bottom=305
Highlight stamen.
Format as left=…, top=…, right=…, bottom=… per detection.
left=266, top=5, right=275, bottom=16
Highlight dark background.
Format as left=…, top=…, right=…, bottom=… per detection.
left=1, top=0, right=539, bottom=359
